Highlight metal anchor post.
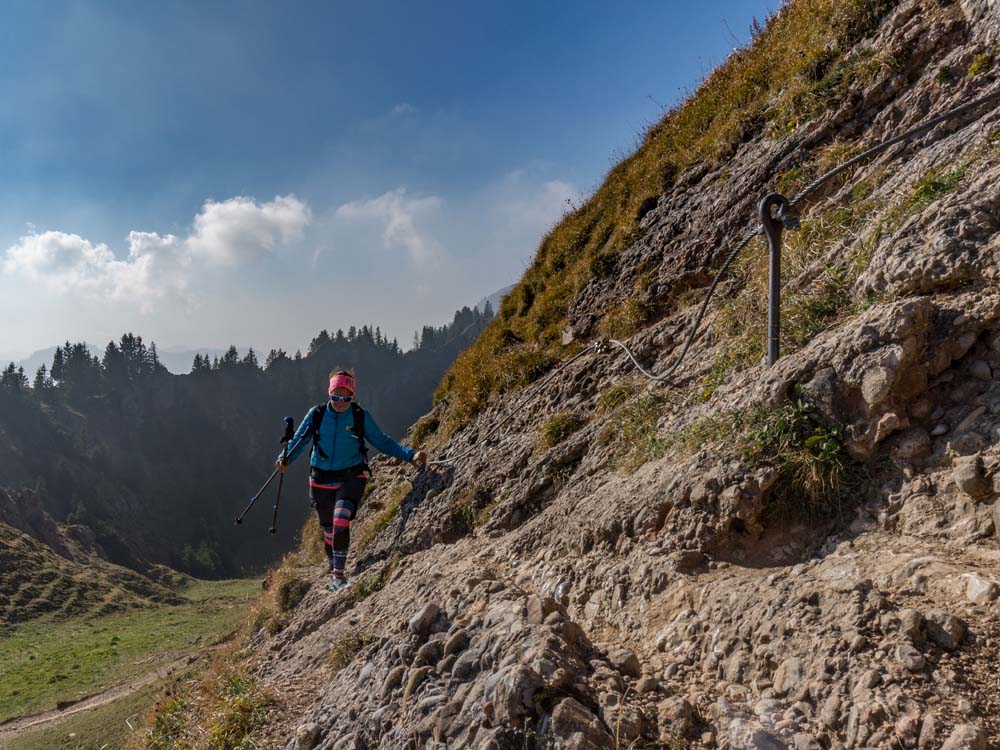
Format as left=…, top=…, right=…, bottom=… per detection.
left=758, top=192, right=799, bottom=367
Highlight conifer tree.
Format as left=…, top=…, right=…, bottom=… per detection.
left=242, top=348, right=260, bottom=370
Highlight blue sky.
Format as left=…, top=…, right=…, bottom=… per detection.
left=0, top=0, right=777, bottom=361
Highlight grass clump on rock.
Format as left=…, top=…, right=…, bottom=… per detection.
left=538, top=411, right=587, bottom=451
left=354, top=480, right=411, bottom=552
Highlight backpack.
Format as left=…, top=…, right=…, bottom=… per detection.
left=309, top=401, right=371, bottom=474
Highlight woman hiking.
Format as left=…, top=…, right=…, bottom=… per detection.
left=276, top=369, right=427, bottom=591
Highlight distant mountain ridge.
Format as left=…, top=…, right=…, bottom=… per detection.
left=1, top=287, right=512, bottom=375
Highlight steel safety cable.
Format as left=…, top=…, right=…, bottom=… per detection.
left=608, top=85, right=1000, bottom=384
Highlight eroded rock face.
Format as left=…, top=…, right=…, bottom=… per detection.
left=229, top=4, right=1000, bottom=749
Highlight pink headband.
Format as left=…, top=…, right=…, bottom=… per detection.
left=329, top=373, right=355, bottom=394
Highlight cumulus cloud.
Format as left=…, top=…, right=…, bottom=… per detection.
left=2, top=194, right=311, bottom=311
left=115, top=231, right=191, bottom=311
left=335, top=188, right=443, bottom=263
left=187, top=195, right=311, bottom=266
left=4, top=231, right=116, bottom=292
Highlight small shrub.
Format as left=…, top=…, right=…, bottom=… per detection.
left=538, top=411, right=586, bottom=450
left=590, top=250, right=618, bottom=278
left=734, top=385, right=857, bottom=521
left=143, top=666, right=275, bottom=750
left=608, top=392, right=672, bottom=470
left=909, top=165, right=966, bottom=211
left=936, top=65, right=957, bottom=86
left=599, top=380, right=639, bottom=412
left=147, top=697, right=191, bottom=750
left=264, top=614, right=288, bottom=636
left=969, top=53, right=994, bottom=78
left=447, top=486, right=494, bottom=535
left=203, top=673, right=275, bottom=750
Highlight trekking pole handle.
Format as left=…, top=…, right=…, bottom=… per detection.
left=269, top=417, right=295, bottom=534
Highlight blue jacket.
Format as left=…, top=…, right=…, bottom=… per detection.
left=280, top=403, right=416, bottom=470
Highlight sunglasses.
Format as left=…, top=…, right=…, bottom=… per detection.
left=330, top=395, right=353, bottom=403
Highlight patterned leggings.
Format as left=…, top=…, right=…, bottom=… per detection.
left=310, top=469, right=368, bottom=580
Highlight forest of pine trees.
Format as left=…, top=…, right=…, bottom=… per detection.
left=0, top=334, right=165, bottom=404
left=0, top=304, right=495, bottom=576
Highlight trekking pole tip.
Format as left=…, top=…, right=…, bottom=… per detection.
left=235, top=518, right=243, bottom=525
left=269, top=527, right=277, bottom=535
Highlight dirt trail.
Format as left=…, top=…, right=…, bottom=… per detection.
left=0, top=643, right=226, bottom=739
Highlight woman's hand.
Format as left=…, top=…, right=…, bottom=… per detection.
left=275, top=458, right=288, bottom=473
left=412, top=450, right=428, bottom=467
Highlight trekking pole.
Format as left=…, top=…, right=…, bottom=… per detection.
left=235, top=417, right=299, bottom=525
left=269, top=417, right=295, bottom=534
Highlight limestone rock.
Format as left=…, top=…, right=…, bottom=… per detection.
left=608, top=647, right=641, bottom=678
left=953, top=456, right=994, bottom=500
left=550, top=697, right=613, bottom=747
left=895, top=643, right=925, bottom=672
left=291, top=723, right=320, bottom=750
left=940, top=724, right=989, bottom=750
left=408, top=603, right=441, bottom=636
left=925, top=611, right=967, bottom=651
left=964, top=574, right=999, bottom=604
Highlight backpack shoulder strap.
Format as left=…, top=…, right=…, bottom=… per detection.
left=351, top=402, right=372, bottom=473
left=310, top=403, right=328, bottom=459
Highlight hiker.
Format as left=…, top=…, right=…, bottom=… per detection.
left=276, top=369, right=427, bottom=591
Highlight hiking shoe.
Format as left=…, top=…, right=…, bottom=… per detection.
left=328, top=577, right=350, bottom=592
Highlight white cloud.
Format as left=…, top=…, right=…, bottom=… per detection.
left=2, top=194, right=311, bottom=311
left=187, top=195, right=311, bottom=266
left=4, top=231, right=116, bottom=292
left=335, top=188, right=443, bottom=263
left=114, top=231, right=190, bottom=311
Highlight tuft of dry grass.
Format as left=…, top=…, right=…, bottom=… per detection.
left=537, top=411, right=587, bottom=451
left=354, top=480, right=411, bottom=552
left=138, top=662, right=276, bottom=750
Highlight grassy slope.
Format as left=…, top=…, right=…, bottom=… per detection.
left=431, top=0, right=896, bottom=435
left=0, top=578, right=257, bottom=723
left=0, top=523, right=182, bottom=627
left=0, top=683, right=160, bottom=750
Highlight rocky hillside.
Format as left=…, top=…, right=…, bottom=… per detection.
left=139, top=2, right=1000, bottom=749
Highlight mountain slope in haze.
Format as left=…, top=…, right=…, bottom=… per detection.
left=0, top=305, right=493, bottom=578
left=136, top=2, right=1000, bottom=749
